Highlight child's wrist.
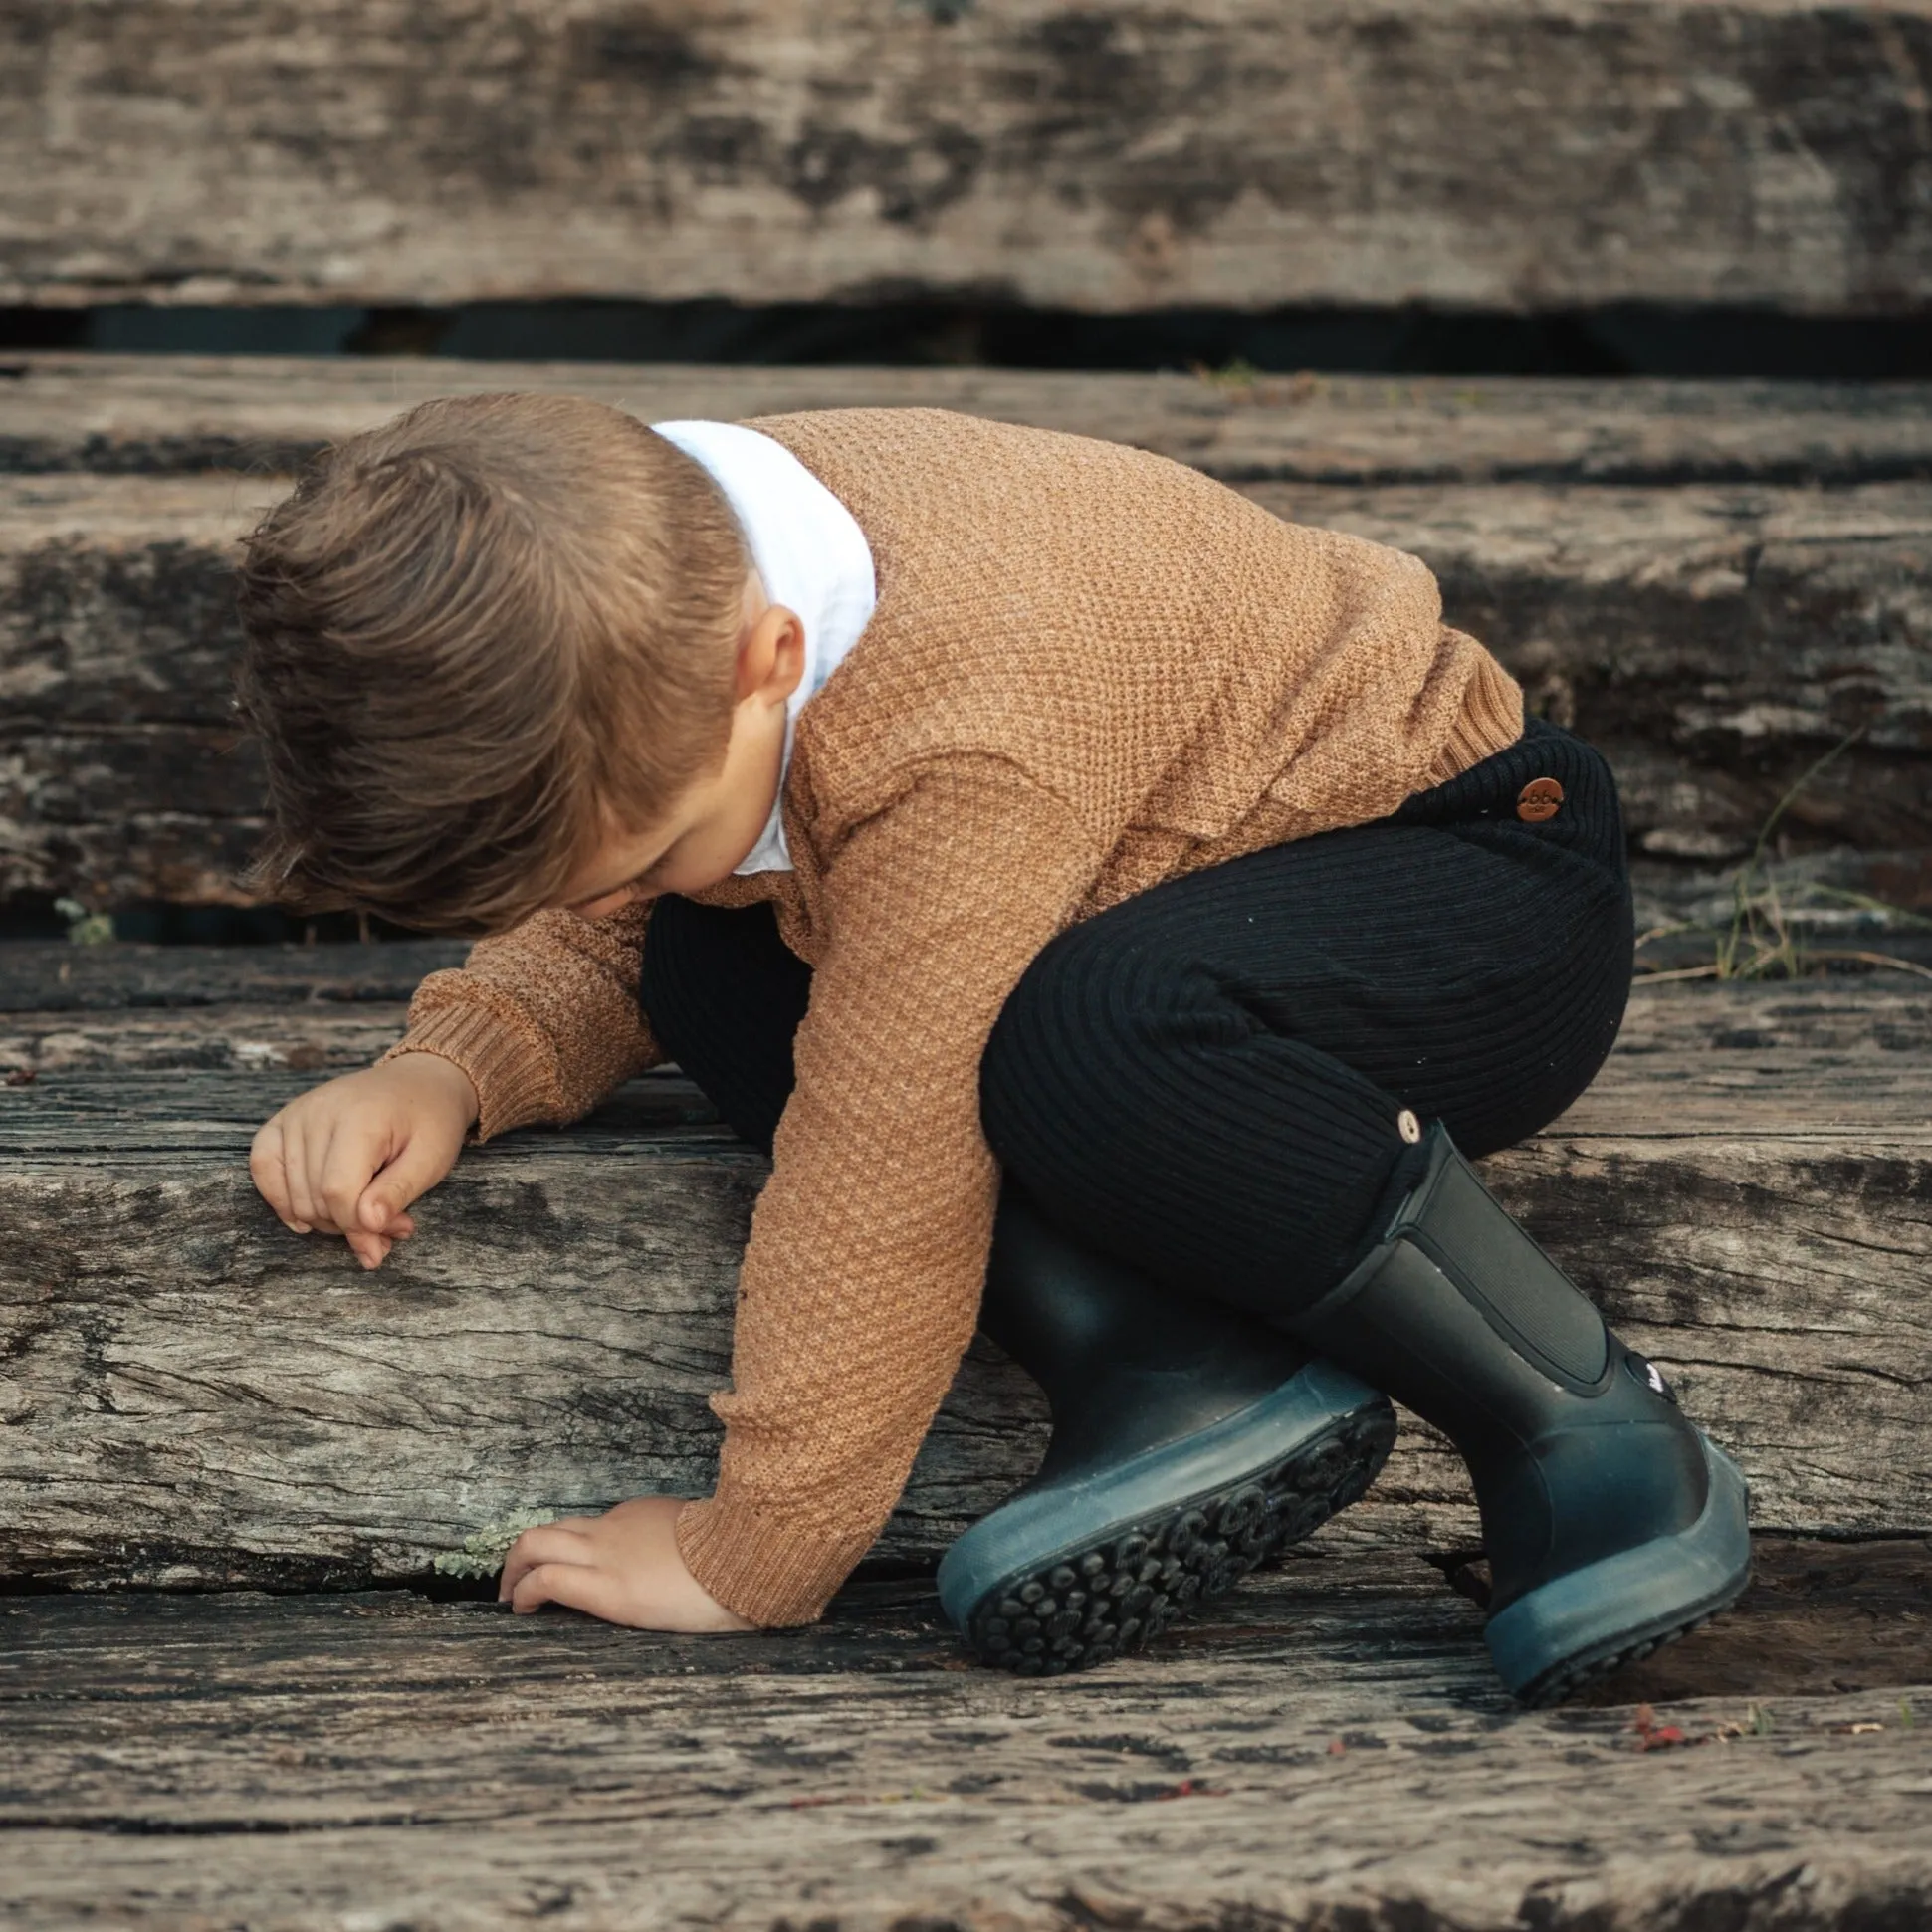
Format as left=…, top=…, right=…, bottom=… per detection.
left=390, top=1047, right=482, bottom=1128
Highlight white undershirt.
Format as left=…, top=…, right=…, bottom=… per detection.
left=651, top=420, right=877, bottom=875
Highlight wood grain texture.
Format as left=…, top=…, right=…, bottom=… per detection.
left=0, top=938, right=464, bottom=1010
left=7, top=471, right=1930, bottom=904
left=4, top=1, right=1930, bottom=312
left=2, top=1553, right=1928, bottom=1930
left=1612, top=975, right=1932, bottom=1057
left=6, top=966, right=1928, bottom=1078
left=1245, top=478, right=1932, bottom=860
left=8, top=356, right=1932, bottom=488
left=0, top=940, right=454, bottom=1070
left=1, top=972, right=1925, bottom=1588
left=7, top=973, right=1924, bottom=1081
left=0, top=998, right=410, bottom=1073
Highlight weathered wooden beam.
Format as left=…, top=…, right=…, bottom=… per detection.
left=4, top=2, right=1929, bottom=313
left=6, top=966, right=1928, bottom=1079
left=0, top=938, right=462, bottom=1011
left=1571, top=1533, right=1932, bottom=1706
left=8, top=356, right=1932, bottom=489
left=1, top=1017, right=1925, bottom=1588
left=1246, top=478, right=1932, bottom=861
left=0, top=999, right=408, bottom=1074
left=7, top=471, right=1929, bottom=906
left=9, top=1534, right=1928, bottom=1700
left=3, top=1553, right=1928, bottom=1930
left=1610, top=975, right=1932, bottom=1058
left=0, top=942, right=456, bottom=1072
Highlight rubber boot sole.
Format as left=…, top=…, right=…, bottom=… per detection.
left=1487, top=1435, right=1753, bottom=1707
left=938, top=1362, right=1396, bottom=1676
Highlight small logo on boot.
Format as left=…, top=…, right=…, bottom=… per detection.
left=1625, top=1352, right=1677, bottom=1403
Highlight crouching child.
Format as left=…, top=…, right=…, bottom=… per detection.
left=237, top=396, right=1749, bottom=1699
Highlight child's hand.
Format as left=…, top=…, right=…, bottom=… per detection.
left=498, top=1497, right=756, bottom=1632
left=250, top=1054, right=479, bottom=1269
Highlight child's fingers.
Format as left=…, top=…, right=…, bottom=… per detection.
left=249, top=1119, right=304, bottom=1232
left=320, top=1115, right=396, bottom=1235
left=346, top=1229, right=393, bottom=1270
left=279, top=1115, right=322, bottom=1234
left=342, top=1218, right=415, bottom=1268
left=508, top=1560, right=633, bottom=1623
left=357, top=1132, right=457, bottom=1233
left=498, top=1524, right=594, bottom=1600
left=255, top=1121, right=317, bottom=1234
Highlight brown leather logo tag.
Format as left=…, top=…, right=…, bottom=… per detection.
left=1517, top=776, right=1564, bottom=822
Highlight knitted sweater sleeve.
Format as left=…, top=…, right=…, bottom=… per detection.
left=382, top=899, right=664, bottom=1138
left=676, top=758, right=1103, bottom=1625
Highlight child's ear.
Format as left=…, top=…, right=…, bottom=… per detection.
left=736, top=604, right=807, bottom=706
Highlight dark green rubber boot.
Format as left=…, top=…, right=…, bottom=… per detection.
left=1292, top=1123, right=1751, bottom=1704
left=939, top=1188, right=1396, bottom=1675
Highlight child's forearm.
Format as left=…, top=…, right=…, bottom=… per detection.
left=674, top=763, right=1103, bottom=1625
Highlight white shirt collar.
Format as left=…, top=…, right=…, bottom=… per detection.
left=651, top=420, right=876, bottom=874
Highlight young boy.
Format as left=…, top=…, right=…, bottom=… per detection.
left=239, top=395, right=1749, bottom=1698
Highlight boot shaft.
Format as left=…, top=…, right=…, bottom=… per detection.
left=1295, top=1126, right=1711, bottom=1606
left=982, top=1186, right=1315, bottom=1483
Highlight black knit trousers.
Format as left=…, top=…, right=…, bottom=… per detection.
left=641, top=719, right=1634, bottom=1323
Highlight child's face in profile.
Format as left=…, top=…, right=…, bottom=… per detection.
left=556, top=575, right=805, bottom=920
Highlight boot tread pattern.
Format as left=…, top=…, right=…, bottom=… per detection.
left=964, top=1408, right=1396, bottom=1675
left=1517, top=1580, right=1752, bottom=1707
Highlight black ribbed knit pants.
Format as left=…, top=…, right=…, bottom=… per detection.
left=641, top=719, right=1634, bottom=1323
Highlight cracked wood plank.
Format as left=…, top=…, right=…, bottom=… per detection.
left=1612, top=976, right=1932, bottom=1057
left=7, top=473, right=1929, bottom=906
left=3, top=966, right=1927, bottom=1077
left=0, top=938, right=464, bottom=1011
left=0, top=939, right=459, bottom=1074
left=4, top=1, right=1929, bottom=312
left=8, top=356, right=1932, bottom=489
left=1, top=1552, right=1928, bottom=1929
left=0, top=1042, right=1924, bottom=1588
left=1241, top=478, right=1932, bottom=862
left=0, top=999, right=410, bottom=1074
left=7, top=1538, right=1927, bottom=1702
left=0, top=941, right=459, bottom=1070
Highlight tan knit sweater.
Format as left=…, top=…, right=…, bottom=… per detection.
left=390, top=408, right=1525, bottom=1625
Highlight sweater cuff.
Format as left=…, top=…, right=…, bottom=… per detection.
left=381, top=1003, right=560, bottom=1141
left=675, top=1489, right=881, bottom=1627
left=1432, top=651, right=1525, bottom=783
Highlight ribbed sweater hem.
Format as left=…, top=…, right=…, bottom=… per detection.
left=676, top=1491, right=879, bottom=1626
left=383, top=1002, right=560, bottom=1141
left=1431, top=653, right=1526, bottom=784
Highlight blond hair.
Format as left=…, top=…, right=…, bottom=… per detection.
left=234, top=392, right=747, bottom=933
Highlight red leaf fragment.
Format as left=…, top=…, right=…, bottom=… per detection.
left=1630, top=1703, right=1696, bottom=1751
